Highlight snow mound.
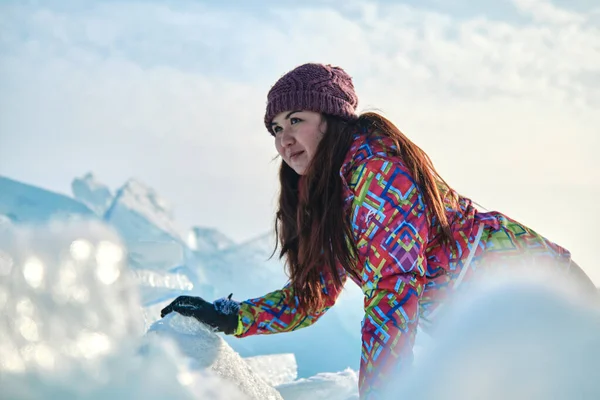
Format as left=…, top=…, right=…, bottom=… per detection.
left=389, top=272, right=600, bottom=400
left=276, top=368, right=359, bottom=400
left=0, top=220, right=142, bottom=376
left=71, top=172, right=114, bottom=217
left=148, top=314, right=284, bottom=400
left=0, top=221, right=252, bottom=399
left=244, top=353, right=298, bottom=386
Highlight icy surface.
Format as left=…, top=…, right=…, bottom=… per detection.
left=125, top=240, right=203, bottom=328
left=127, top=240, right=186, bottom=271
left=225, top=232, right=279, bottom=264
left=276, top=368, right=359, bottom=400
left=0, top=176, right=96, bottom=223
left=195, top=232, right=284, bottom=300
left=71, top=173, right=114, bottom=217
left=244, top=353, right=298, bottom=386
left=134, top=268, right=193, bottom=304
left=104, top=179, right=185, bottom=245
left=0, top=175, right=365, bottom=378
left=188, top=226, right=235, bottom=253
left=126, top=240, right=204, bottom=305
left=204, top=231, right=363, bottom=378
left=148, top=313, right=284, bottom=400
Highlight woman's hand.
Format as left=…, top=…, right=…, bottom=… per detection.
left=160, top=294, right=239, bottom=334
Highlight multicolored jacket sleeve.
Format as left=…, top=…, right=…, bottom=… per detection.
left=233, top=258, right=347, bottom=337
left=349, top=157, right=428, bottom=399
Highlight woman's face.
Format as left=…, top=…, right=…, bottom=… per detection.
left=271, top=110, right=327, bottom=175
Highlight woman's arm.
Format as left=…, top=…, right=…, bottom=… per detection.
left=234, top=261, right=347, bottom=337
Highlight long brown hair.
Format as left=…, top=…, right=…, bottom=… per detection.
left=274, top=112, right=458, bottom=312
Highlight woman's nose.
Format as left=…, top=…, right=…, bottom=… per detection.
left=281, top=129, right=295, bottom=146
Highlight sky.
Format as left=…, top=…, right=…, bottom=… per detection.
left=1, top=0, right=599, bottom=281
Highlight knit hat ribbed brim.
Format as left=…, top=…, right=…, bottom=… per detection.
left=264, top=63, right=358, bottom=133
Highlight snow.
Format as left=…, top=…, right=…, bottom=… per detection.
left=63, top=174, right=364, bottom=378
left=276, top=369, right=359, bottom=400
left=2, top=174, right=599, bottom=400
left=387, top=272, right=600, bottom=400
left=148, top=314, right=283, bottom=400
left=0, top=221, right=144, bottom=375
left=244, top=353, right=298, bottom=386
left=0, top=175, right=363, bottom=399
left=0, top=221, right=263, bottom=400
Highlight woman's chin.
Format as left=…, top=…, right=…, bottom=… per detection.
left=288, top=161, right=307, bottom=175
left=293, top=166, right=307, bottom=175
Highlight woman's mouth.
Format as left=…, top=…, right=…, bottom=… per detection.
left=290, top=151, right=304, bottom=160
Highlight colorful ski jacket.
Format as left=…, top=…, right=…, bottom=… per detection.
left=233, top=125, right=572, bottom=399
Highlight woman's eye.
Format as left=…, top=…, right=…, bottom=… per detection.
left=272, top=126, right=282, bottom=134
left=290, top=117, right=301, bottom=124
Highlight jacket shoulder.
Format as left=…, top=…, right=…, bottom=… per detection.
left=341, top=132, right=402, bottom=179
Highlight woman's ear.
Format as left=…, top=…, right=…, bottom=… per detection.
left=319, top=115, right=328, bottom=135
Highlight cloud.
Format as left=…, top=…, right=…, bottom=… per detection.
left=512, top=0, right=587, bottom=24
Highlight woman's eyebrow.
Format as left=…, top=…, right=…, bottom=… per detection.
left=272, top=110, right=303, bottom=126
left=285, top=110, right=302, bottom=119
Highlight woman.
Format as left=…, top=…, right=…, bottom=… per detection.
left=161, top=63, right=596, bottom=399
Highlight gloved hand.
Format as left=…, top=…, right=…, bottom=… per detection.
left=160, top=294, right=240, bottom=335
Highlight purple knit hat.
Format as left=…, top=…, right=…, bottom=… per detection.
left=264, top=63, right=359, bottom=132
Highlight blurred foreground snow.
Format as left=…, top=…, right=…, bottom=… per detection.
left=148, top=314, right=283, bottom=399
left=0, top=221, right=249, bottom=399
left=276, top=369, right=359, bottom=400
left=388, top=272, right=600, bottom=400
left=243, top=353, right=298, bottom=387
left=0, top=221, right=361, bottom=399
left=2, top=176, right=600, bottom=400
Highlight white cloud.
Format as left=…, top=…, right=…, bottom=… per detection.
left=512, top=0, right=587, bottom=25
left=0, top=0, right=598, bottom=279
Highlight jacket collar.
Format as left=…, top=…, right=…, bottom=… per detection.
left=339, top=125, right=399, bottom=207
